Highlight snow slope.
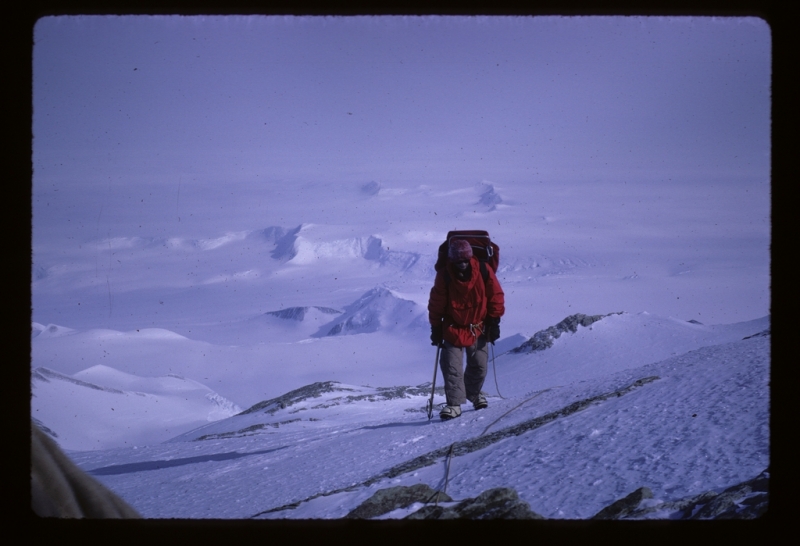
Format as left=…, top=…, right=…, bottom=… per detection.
left=32, top=365, right=241, bottom=451
left=61, top=323, right=768, bottom=519
left=495, top=312, right=770, bottom=397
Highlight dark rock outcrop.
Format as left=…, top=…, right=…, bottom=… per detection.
left=477, top=183, right=503, bottom=211
left=345, top=471, right=767, bottom=521
left=743, top=328, right=770, bottom=340
left=361, top=181, right=381, bottom=195
left=239, top=381, right=352, bottom=415
left=595, top=468, right=769, bottom=520
left=689, top=469, right=769, bottom=519
left=238, top=381, right=443, bottom=420
left=405, top=487, right=544, bottom=520
left=265, top=306, right=341, bottom=321
left=194, top=418, right=303, bottom=441
left=271, top=224, right=303, bottom=260
left=591, top=487, right=653, bottom=519
left=511, top=312, right=623, bottom=354
left=345, top=484, right=451, bottom=519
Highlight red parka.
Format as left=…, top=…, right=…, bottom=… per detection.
left=428, top=256, right=505, bottom=348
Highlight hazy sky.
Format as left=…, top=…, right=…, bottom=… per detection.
left=33, top=16, right=769, bottom=187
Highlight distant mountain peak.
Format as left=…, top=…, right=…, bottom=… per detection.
left=31, top=323, right=76, bottom=339
left=477, top=182, right=503, bottom=211
left=315, top=286, right=422, bottom=337
left=271, top=224, right=305, bottom=260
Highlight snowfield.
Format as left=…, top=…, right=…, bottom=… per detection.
left=34, top=312, right=769, bottom=519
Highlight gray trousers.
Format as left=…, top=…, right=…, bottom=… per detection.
left=439, top=338, right=489, bottom=406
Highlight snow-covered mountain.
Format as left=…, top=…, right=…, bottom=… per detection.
left=314, top=287, right=425, bottom=336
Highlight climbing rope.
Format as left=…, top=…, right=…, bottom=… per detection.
left=480, top=388, right=554, bottom=436
left=432, top=386, right=560, bottom=507
left=490, top=342, right=505, bottom=399
left=435, top=443, right=456, bottom=505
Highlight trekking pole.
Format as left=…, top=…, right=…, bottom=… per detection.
left=426, top=343, right=441, bottom=420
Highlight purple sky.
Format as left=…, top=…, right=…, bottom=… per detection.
left=30, top=15, right=771, bottom=331
left=34, top=16, right=769, bottom=182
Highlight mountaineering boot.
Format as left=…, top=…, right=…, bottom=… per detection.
left=470, top=393, right=488, bottom=410
left=439, top=405, right=462, bottom=421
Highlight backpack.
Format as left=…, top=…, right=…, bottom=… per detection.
left=435, top=230, right=499, bottom=283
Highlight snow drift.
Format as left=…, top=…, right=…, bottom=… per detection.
left=32, top=365, right=241, bottom=451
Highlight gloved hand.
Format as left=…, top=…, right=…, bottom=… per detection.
left=430, top=325, right=443, bottom=346
left=484, top=317, right=500, bottom=343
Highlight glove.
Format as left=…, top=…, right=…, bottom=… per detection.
left=484, top=317, right=500, bottom=343
left=430, top=325, right=443, bottom=346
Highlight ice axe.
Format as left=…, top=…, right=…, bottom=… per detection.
left=426, top=343, right=441, bottom=420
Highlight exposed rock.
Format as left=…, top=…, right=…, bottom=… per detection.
left=690, top=469, right=769, bottom=519
left=194, top=418, right=303, bottom=441
left=238, top=381, right=444, bottom=421
left=361, top=181, right=381, bottom=195
left=305, top=385, right=446, bottom=412
left=453, top=487, right=544, bottom=519
left=638, top=490, right=720, bottom=519
left=743, top=328, right=770, bottom=340
left=271, top=224, right=303, bottom=260
left=477, top=183, right=503, bottom=211
left=601, top=468, right=769, bottom=520
left=405, top=487, right=544, bottom=520
left=264, top=306, right=342, bottom=321
left=591, top=487, right=653, bottom=519
left=252, top=226, right=286, bottom=243
left=239, top=381, right=354, bottom=415
left=404, top=504, right=460, bottom=519
left=345, top=484, right=451, bottom=519
left=511, top=312, right=623, bottom=354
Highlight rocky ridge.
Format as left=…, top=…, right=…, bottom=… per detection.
left=511, top=312, right=623, bottom=354
left=238, top=381, right=441, bottom=417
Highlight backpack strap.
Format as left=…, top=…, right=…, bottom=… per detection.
left=479, top=260, right=489, bottom=283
